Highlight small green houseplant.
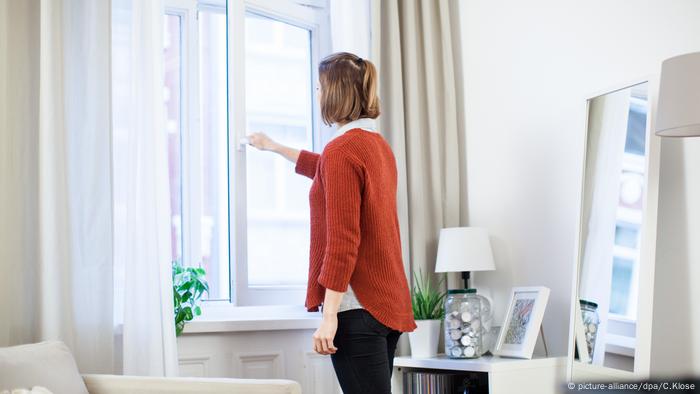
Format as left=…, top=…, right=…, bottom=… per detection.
left=408, top=268, right=447, bottom=358
left=411, top=268, right=447, bottom=320
left=172, top=261, right=209, bottom=336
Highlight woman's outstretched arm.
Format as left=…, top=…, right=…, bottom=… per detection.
left=247, top=132, right=300, bottom=163
left=247, top=132, right=320, bottom=179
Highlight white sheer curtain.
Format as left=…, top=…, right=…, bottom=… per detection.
left=0, top=0, right=178, bottom=376
left=111, top=0, right=179, bottom=376
left=579, top=89, right=630, bottom=365
left=0, top=0, right=114, bottom=374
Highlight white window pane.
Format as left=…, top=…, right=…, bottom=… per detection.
left=245, top=13, right=313, bottom=287
left=199, top=9, right=230, bottom=300
left=163, top=14, right=183, bottom=264
left=610, top=257, right=633, bottom=315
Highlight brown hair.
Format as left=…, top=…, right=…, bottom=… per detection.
left=318, top=52, right=380, bottom=126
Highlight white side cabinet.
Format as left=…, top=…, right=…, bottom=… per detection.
left=392, top=354, right=567, bottom=394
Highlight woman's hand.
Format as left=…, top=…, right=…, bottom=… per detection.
left=312, top=314, right=338, bottom=355
left=247, top=132, right=278, bottom=152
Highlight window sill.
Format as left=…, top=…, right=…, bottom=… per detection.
left=605, top=334, right=636, bottom=357
left=605, top=315, right=636, bottom=357
left=181, top=304, right=322, bottom=334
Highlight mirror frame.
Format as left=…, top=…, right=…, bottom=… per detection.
left=566, top=76, right=661, bottom=381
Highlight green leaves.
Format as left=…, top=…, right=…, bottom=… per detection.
left=411, top=268, right=447, bottom=320
left=172, top=260, right=210, bottom=336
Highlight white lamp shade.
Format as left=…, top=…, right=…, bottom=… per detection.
left=435, top=227, right=496, bottom=273
left=655, top=51, right=700, bottom=137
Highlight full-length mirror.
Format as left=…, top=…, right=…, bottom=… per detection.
left=569, top=80, right=660, bottom=380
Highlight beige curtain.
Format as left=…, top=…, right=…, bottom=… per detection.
left=371, top=0, right=467, bottom=354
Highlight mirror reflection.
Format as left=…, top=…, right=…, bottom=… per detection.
left=576, top=82, right=649, bottom=372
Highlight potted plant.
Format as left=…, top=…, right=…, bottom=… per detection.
left=408, top=268, right=447, bottom=358
left=172, top=261, right=209, bottom=336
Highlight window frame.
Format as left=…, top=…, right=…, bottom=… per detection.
left=167, top=0, right=233, bottom=301
left=164, top=0, right=202, bottom=284
left=230, top=0, right=330, bottom=306
left=165, top=0, right=330, bottom=307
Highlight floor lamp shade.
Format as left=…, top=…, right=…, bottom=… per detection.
left=655, top=51, right=700, bottom=137
left=435, top=227, right=496, bottom=273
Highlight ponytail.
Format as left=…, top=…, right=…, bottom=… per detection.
left=361, top=59, right=380, bottom=119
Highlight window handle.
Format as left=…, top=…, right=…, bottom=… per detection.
left=238, top=136, right=250, bottom=151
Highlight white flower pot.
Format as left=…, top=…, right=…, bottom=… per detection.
left=408, top=319, right=441, bottom=358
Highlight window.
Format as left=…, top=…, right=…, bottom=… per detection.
left=244, top=13, right=314, bottom=288
left=163, top=0, right=329, bottom=306
left=163, top=14, right=184, bottom=266
left=163, top=4, right=231, bottom=301
left=198, top=6, right=230, bottom=300
left=608, top=94, right=647, bottom=320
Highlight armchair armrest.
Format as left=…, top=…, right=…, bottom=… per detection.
left=82, top=374, right=301, bottom=394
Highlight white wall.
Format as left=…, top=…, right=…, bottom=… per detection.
left=178, top=327, right=341, bottom=393
left=459, top=0, right=700, bottom=371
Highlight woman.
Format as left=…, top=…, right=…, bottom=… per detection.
left=247, top=52, right=416, bottom=394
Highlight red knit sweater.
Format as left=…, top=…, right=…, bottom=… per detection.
left=295, top=128, right=417, bottom=333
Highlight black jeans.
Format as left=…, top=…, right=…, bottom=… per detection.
left=330, top=308, right=402, bottom=394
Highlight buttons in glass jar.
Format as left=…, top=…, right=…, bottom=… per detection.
left=579, top=299, right=600, bottom=363
left=444, top=289, right=482, bottom=359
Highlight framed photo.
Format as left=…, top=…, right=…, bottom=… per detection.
left=493, top=286, right=550, bottom=359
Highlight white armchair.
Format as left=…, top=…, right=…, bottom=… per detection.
left=0, top=341, right=301, bottom=394
left=82, top=374, right=301, bottom=394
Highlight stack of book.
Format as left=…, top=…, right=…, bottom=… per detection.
left=403, top=370, right=475, bottom=393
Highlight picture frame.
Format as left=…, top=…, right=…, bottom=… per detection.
left=493, top=286, right=550, bottom=359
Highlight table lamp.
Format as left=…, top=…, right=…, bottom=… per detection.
left=655, top=51, right=700, bottom=137
left=435, top=227, right=495, bottom=289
